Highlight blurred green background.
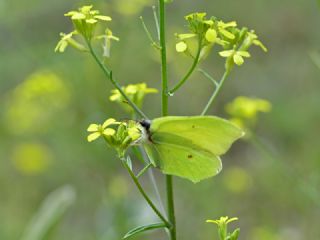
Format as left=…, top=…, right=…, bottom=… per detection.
left=1, top=0, right=320, bottom=239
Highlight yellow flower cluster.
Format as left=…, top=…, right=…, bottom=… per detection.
left=55, top=5, right=118, bottom=56
left=87, top=118, right=143, bottom=157
left=175, top=12, right=267, bottom=69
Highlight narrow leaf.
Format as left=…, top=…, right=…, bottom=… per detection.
left=123, top=222, right=166, bottom=239
left=20, top=185, right=76, bottom=240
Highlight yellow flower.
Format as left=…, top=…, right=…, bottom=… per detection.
left=206, top=216, right=238, bottom=225
left=96, top=28, right=120, bottom=58
left=86, top=118, right=143, bottom=157
left=109, top=83, right=158, bottom=112
left=219, top=49, right=251, bottom=66
left=217, top=21, right=237, bottom=39
left=207, top=216, right=240, bottom=240
left=87, top=118, right=119, bottom=142
left=55, top=31, right=87, bottom=53
left=127, top=122, right=142, bottom=142
left=64, top=5, right=112, bottom=41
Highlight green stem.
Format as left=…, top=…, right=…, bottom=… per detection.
left=198, top=68, right=218, bottom=87
left=139, top=16, right=161, bottom=49
left=122, top=160, right=171, bottom=228
left=159, top=1, right=176, bottom=239
left=201, top=70, right=230, bottom=115
left=166, top=175, right=176, bottom=239
left=159, top=0, right=168, bottom=116
left=87, top=42, right=148, bottom=119
left=152, top=5, right=160, bottom=40
left=136, top=163, right=153, bottom=178
left=169, top=37, right=202, bottom=94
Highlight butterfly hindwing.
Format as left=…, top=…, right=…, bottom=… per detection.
left=144, top=135, right=222, bottom=183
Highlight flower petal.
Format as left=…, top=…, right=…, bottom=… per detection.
left=177, top=33, right=197, bottom=40
left=226, top=217, right=238, bottom=224
left=87, top=132, right=101, bottom=142
left=103, top=128, right=116, bottom=136
left=237, top=51, right=251, bottom=57
left=233, top=54, right=244, bottom=65
left=64, top=11, right=78, bottom=17
left=102, top=118, right=117, bottom=128
left=80, top=5, right=93, bottom=13
left=87, top=124, right=99, bottom=132
left=206, top=220, right=219, bottom=224
left=86, top=18, right=98, bottom=24
left=109, top=93, right=121, bottom=101
left=219, top=50, right=234, bottom=57
left=94, top=15, right=112, bottom=21
left=71, top=12, right=86, bottom=20
left=253, top=39, right=267, bottom=52
left=219, top=28, right=235, bottom=39
left=221, top=21, right=237, bottom=28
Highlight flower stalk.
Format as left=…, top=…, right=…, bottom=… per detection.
left=158, top=1, right=177, bottom=239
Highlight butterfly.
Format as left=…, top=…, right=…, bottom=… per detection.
left=139, top=116, right=244, bottom=183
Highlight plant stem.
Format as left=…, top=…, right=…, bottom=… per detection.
left=159, top=0, right=168, bottom=116
left=159, top=1, right=176, bottom=239
left=87, top=42, right=148, bottom=119
left=152, top=5, right=160, bottom=41
left=136, top=163, right=153, bottom=178
left=201, top=70, right=230, bottom=116
left=122, top=160, right=171, bottom=228
left=165, top=175, right=176, bottom=239
left=169, top=37, right=202, bottom=94
left=198, top=68, right=219, bottom=87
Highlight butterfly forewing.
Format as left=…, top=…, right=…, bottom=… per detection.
left=150, top=116, right=244, bottom=156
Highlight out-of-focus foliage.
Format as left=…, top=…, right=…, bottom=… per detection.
left=20, top=185, right=76, bottom=240
left=0, top=0, right=320, bottom=240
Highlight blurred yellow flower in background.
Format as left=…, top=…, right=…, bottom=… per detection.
left=113, top=0, right=152, bottom=16
left=225, top=96, right=271, bottom=133
left=11, top=143, right=52, bottom=175
left=223, top=167, right=253, bottom=193
left=4, top=71, right=70, bottom=135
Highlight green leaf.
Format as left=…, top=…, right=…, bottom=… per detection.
left=123, top=222, right=166, bottom=239
left=20, top=185, right=76, bottom=240
left=229, top=228, right=240, bottom=240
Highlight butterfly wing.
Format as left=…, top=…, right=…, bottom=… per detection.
left=150, top=116, right=244, bottom=156
left=144, top=134, right=222, bottom=183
